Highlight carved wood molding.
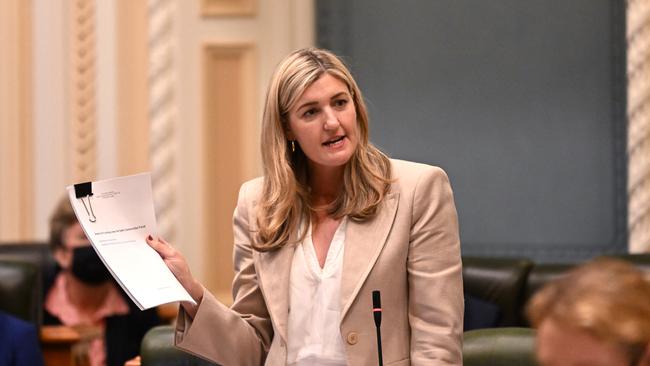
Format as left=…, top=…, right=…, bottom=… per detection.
left=628, top=0, right=650, bottom=252
left=148, top=0, right=177, bottom=242
left=69, top=0, right=97, bottom=183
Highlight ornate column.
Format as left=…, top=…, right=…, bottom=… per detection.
left=628, top=0, right=650, bottom=252
left=69, top=0, right=97, bottom=182
left=149, top=0, right=177, bottom=241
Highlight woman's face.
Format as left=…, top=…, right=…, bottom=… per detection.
left=55, top=221, right=112, bottom=284
left=54, top=222, right=90, bottom=269
left=536, top=318, right=633, bottom=366
left=287, top=73, right=358, bottom=173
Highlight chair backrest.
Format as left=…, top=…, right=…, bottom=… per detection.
left=462, top=256, right=534, bottom=326
left=140, top=325, right=218, bottom=366
left=0, top=242, right=58, bottom=326
left=0, top=260, right=41, bottom=325
left=0, top=242, right=56, bottom=278
left=523, top=263, right=572, bottom=307
left=463, top=327, right=538, bottom=366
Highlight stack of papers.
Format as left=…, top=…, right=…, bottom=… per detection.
left=67, top=173, right=195, bottom=310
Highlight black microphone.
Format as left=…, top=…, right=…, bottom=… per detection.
left=372, top=290, right=383, bottom=366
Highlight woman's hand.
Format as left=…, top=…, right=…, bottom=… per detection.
left=146, top=235, right=203, bottom=318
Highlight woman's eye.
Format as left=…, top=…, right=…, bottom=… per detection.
left=333, top=99, right=348, bottom=108
left=302, top=108, right=318, bottom=118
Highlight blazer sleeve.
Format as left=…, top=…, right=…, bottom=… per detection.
left=407, top=166, right=464, bottom=365
left=175, top=180, right=273, bottom=365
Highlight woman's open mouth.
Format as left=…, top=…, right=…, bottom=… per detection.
left=323, top=136, right=345, bottom=147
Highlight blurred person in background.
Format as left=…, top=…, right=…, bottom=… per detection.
left=527, top=257, right=650, bottom=366
left=0, top=310, right=44, bottom=366
left=45, top=197, right=160, bottom=366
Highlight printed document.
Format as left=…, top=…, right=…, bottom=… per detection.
left=67, top=173, right=195, bottom=310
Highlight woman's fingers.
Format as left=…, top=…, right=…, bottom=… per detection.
left=144, top=234, right=204, bottom=308
left=146, top=235, right=175, bottom=258
left=145, top=235, right=185, bottom=278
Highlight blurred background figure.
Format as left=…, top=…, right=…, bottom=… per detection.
left=0, top=310, right=44, bottom=366
left=527, top=258, right=650, bottom=366
left=45, top=197, right=160, bottom=366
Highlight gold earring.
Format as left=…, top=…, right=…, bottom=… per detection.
left=291, top=140, right=295, bottom=153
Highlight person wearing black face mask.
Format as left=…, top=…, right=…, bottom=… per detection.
left=69, top=246, right=112, bottom=285
left=44, top=197, right=161, bottom=366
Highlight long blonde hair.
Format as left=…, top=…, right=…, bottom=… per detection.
left=255, top=48, right=392, bottom=252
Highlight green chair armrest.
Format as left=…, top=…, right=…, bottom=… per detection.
left=463, top=327, right=538, bottom=366
left=141, top=325, right=218, bottom=366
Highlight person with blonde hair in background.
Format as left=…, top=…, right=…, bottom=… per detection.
left=527, top=258, right=650, bottom=366
left=147, top=47, right=464, bottom=365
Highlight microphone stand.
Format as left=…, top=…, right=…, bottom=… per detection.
left=372, top=290, right=383, bottom=366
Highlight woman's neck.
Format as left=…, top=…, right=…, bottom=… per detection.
left=308, top=164, right=344, bottom=208
left=63, top=271, right=111, bottom=313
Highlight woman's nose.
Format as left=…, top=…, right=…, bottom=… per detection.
left=323, top=108, right=340, bottom=130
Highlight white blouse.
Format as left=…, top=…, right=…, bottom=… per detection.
left=286, top=217, right=348, bottom=366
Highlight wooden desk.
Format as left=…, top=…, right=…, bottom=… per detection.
left=40, top=325, right=81, bottom=366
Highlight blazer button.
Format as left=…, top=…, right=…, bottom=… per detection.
left=346, top=332, right=359, bottom=345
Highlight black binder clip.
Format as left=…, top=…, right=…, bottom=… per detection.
left=74, top=182, right=97, bottom=222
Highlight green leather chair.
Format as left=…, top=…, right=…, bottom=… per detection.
left=140, top=326, right=218, bottom=366
left=463, top=327, right=537, bottom=366
left=0, top=242, right=55, bottom=326
left=141, top=325, right=538, bottom=366
left=0, top=242, right=55, bottom=271
left=462, top=256, right=534, bottom=326
left=0, top=259, right=41, bottom=324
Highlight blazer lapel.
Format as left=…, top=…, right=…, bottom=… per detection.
left=340, top=192, right=399, bottom=321
left=255, top=241, right=295, bottom=345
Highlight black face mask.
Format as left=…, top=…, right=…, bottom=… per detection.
left=70, top=246, right=112, bottom=285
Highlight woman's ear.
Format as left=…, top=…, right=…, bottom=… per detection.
left=53, top=247, right=72, bottom=270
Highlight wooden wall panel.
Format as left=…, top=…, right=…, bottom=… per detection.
left=202, top=44, right=256, bottom=302
left=116, top=0, right=150, bottom=176
left=0, top=0, right=33, bottom=240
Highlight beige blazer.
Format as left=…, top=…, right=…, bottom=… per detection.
left=175, top=159, right=464, bottom=366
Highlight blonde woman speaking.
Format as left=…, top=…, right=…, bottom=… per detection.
left=147, top=48, right=463, bottom=366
